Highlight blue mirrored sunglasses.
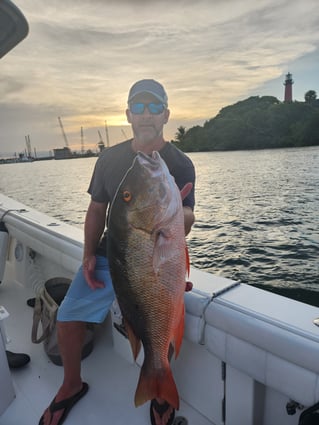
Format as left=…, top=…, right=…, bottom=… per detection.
left=129, top=102, right=166, bottom=115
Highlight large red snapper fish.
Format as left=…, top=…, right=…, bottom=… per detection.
left=107, top=151, right=190, bottom=410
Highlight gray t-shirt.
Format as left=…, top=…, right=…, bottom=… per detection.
left=88, top=139, right=195, bottom=256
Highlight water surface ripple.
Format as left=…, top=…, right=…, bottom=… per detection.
left=1, top=146, right=318, bottom=305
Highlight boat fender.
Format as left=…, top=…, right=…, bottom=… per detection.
left=0, top=222, right=9, bottom=284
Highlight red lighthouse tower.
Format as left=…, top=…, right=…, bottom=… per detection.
left=284, top=72, right=293, bottom=102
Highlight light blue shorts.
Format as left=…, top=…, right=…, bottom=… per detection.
left=57, top=255, right=115, bottom=323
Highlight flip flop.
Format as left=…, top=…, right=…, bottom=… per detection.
left=150, top=399, right=175, bottom=425
left=38, top=382, right=89, bottom=425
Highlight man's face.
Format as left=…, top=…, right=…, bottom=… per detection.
left=126, top=93, right=170, bottom=145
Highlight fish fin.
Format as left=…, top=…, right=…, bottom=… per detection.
left=152, top=231, right=174, bottom=272
left=185, top=245, right=190, bottom=277
left=134, top=362, right=179, bottom=409
left=124, top=319, right=141, bottom=361
left=180, top=182, right=193, bottom=201
left=173, top=304, right=185, bottom=359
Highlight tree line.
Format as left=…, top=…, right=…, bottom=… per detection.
left=173, top=90, right=319, bottom=152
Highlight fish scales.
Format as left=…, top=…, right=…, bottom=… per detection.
left=107, top=151, right=188, bottom=410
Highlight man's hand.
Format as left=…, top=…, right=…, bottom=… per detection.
left=83, top=255, right=105, bottom=290
left=185, top=281, right=193, bottom=292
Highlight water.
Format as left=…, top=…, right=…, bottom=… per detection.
left=189, top=147, right=319, bottom=306
left=1, top=147, right=319, bottom=306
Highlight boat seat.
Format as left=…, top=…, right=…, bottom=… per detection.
left=204, top=283, right=319, bottom=406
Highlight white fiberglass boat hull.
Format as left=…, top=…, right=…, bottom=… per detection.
left=1, top=193, right=319, bottom=425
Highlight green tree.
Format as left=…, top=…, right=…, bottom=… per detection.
left=175, top=126, right=186, bottom=143
left=175, top=95, right=319, bottom=152
left=304, top=90, right=317, bottom=103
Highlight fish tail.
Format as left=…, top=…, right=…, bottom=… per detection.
left=134, top=363, right=179, bottom=409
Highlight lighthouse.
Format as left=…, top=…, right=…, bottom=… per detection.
left=284, top=72, right=293, bottom=102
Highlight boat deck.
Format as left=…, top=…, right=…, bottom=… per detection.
left=0, top=278, right=213, bottom=425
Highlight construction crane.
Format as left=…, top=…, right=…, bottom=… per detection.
left=58, top=116, right=70, bottom=148
left=25, top=134, right=31, bottom=158
left=81, top=127, right=84, bottom=155
left=104, top=120, right=110, bottom=148
left=97, top=130, right=105, bottom=152
left=98, top=130, right=104, bottom=144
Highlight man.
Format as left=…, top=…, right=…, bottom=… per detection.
left=39, top=79, right=195, bottom=425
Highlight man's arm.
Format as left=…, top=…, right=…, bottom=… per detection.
left=83, top=199, right=108, bottom=289
left=180, top=182, right=195, bottom=236
left=183, top=206, right=195, bottom=236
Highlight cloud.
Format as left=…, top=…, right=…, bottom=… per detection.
left=1, top=0, right=319, bottom=154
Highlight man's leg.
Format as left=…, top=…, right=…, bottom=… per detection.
left=39, top=255, right=114, bottom=425
left=40, top=321, right=86, bottom=425
left=58, top=321, right=86, bottom=391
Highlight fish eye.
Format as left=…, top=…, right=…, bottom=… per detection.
left=122, top=190, right=132, bottom=202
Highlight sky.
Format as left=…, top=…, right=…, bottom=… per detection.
left=1, top=0, right=319, bottom=157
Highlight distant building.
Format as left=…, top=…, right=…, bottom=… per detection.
left=97, top=141, right=105, bottom=152
left=53, top=147, right=72, bottom=160
left=284, top=72, right=293, bottom=102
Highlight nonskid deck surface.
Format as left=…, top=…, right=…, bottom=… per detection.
left=0, top=279, right=213, bottom=425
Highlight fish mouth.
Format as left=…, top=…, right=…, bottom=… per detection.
left=136, top=150, right=161, bottom=165
left=126, top=151, right=180, bottom=229
left=135, top=151, right=170, bottom=183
